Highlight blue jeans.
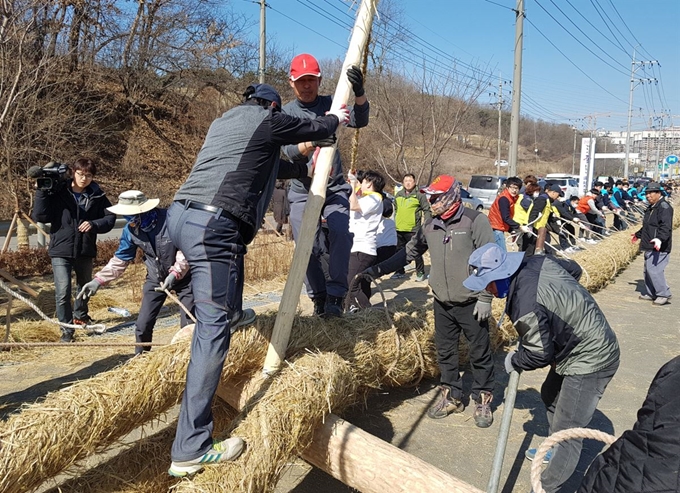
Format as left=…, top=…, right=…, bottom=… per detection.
left=51, top=257, right=93, bottom=325
left=288, top=188, right=352, bottom=299
left=493, top=230, right=507, bottom=251
left=540, top=361, right=619, bottom=493
left=167, top=201, right=246, bottom=461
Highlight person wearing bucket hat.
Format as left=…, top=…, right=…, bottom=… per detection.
left=464, top=243, right=620, bottom=493
left=165, top=83, right=347, bottom=478
left=32, top=157, right=116, bottom=342
left=77, top=190, right=200, bottom=355
left=362, top=175, right=498, bottom=428
left=282, top=53, right=370, bottom=318
left=632, top=181, right=673, bottom=305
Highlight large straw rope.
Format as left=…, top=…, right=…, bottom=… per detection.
left=530, top=427, right=617, bottom=493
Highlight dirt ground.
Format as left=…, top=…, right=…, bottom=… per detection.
left=1, top=229, right=678, bottom=492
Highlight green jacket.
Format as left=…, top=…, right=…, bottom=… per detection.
left=394, top=187, right=431, bottom=232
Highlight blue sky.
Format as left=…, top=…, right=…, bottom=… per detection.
left=231, top=0, right=679, bottom=133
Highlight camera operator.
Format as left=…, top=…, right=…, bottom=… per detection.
left=32, top=157, right=116, bottom=342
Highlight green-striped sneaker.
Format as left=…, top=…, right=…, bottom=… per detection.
left=168, top=437, right=245, bottom=477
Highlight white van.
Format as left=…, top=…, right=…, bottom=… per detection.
left=545, top=173, right=579, bottom=199
left=467, top=175, right=506, bottom=209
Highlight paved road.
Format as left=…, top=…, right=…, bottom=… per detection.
left=277, top=229, right=680, bottom=493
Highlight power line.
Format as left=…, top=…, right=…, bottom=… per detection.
left=533, top=0, right=629, bottom=76
left=590, top=0, right=635, bottom=54
left=266, top=4, right=346, bottom=49
left=561, top=0, right=627, bottom=55
left=481, top=0, right=515, bottom=11
left=605, top=0, right=656, bottom=60
left=524, top=16, right=628, bottom=105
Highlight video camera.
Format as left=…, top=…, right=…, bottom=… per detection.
left=27, top=162, right=70, bottom=192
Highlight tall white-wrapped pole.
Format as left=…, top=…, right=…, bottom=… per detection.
left=263, top=0, right=378, bottom=374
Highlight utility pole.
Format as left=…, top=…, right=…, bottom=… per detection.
left=508, top=0, right=524, bottom=178
left=571, top=127, right=578, bottom=175
left=624, top=48, right=657, bottom=178
left=496, top=72, right=504, bottom=177
left=259, top=0, right=266, bottom=83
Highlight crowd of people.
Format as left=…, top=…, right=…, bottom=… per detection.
left=27, top=49, right=677, bottom=491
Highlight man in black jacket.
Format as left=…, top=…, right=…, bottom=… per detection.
left=165, top=83, right=347, bottom=477
left=464, top=243, right=620, bottom=493
left=32, top=157, right=116, bottom=342
left=632, top=181, right=673, bottom=305
left=578, top=356, right=680, bottom=493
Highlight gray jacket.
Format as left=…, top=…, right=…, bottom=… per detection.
left=376, top=206, right=495, bottom=304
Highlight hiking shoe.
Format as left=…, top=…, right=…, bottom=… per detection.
left=427, top=385, right=464, bottom=419
left=60, top=329, right=75, bottom=343
left=312, top=296, right=326, bottom=316
left=473, top=391, right=494, bottom=428
left=525, top=447, right=553, bottom=464
left=638, top=294, right=654, bottom=301
left=73, top=315, right=94, bottom=326
left=390, top=272, right=405, bottom=280
left=653, top=297, right=669, bottom=306
left=322, top=295, right=344, bottom=318
left=230, top=308, right=256, bottom=334
left=415, top=272, right=427, bottom=282
left=168, top=437, right=245, bottom=477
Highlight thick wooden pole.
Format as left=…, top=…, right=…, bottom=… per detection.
left=216, top=380, right=483, bottom=493
left=262, top=0, right=379, bottom=374
left=1, top=212, right=18, bottom=254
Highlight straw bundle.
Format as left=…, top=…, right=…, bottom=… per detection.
left=175, top=351, right=358, bottom=492
left=48, top=401, right=238, bottom=493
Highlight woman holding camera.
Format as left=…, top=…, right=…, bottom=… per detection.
left=32, top=157, right=116, bottom=341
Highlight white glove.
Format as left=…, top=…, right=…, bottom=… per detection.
left=155, top=272, right=177, bottom=292
left=504, top=350, right=517, bottom=374
left=573, top=217, right=580, bottom=223
left=473, top=300, right=492, bottom=322
left=326, top=104, right=350, bottom=125
left=520, top=225, right=532, bottom=234
left=77, top=279, right=102, bottom=300
left=556, top=219, right=563, bottom=226
left=650, top=238, right=662, bottom=251
left=347, top=169, right=358, bottom=185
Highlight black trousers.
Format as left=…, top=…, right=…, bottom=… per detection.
left=395, top=231, right=424, bottom=275
left=346, top=251, right=377, bottom=308
left=433, top=298, right=494, bottom=402
left=136, top=277, right=194, bottom=354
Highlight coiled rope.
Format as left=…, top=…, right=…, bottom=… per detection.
left=530, top=427, right=616, bottom=493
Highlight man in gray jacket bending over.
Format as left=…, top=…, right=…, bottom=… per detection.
left=464, top=243, right=620, bottom=493
left=364, top=175, right=497, bottom=428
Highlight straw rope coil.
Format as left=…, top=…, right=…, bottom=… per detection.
left=530, top=427, right=617, bottom=493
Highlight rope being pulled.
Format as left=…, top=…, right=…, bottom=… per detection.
left=530, top=427, right=617, bottom=493
left=0, top=278, right=106, bottom=333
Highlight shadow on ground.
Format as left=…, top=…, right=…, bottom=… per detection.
left=0, top=353, right=133, bottom=420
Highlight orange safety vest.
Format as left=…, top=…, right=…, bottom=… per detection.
left=577, top=195, right=592, bottom=214
left=488, top=189, right=518, bottom=231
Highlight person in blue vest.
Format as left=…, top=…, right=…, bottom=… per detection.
left=610, top=180, right=629, bottom=231
left=79, top=191, right=208, bottom=354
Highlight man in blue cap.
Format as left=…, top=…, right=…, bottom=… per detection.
left=165, top=83, right=349, bottom=477
left=464, top=243, right=620, bottom=493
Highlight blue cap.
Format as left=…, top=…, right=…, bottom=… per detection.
left=246, top=83, right=282, bottom=107
left=463, top=243, right=525, bottom=291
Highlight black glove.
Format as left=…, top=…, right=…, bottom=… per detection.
left=311, top=134, right=337, bottom=147
left=361, top=265, right=381, bottom=280
left=346, top=65, right=365, bottom=97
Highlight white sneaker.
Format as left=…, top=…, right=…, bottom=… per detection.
left=563, top=247, right=575, bottom=254
left=169, top=437, right=245, bottom=477
left=585, top=239, right=598, bottom=244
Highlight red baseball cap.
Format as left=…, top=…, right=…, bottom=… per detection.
left=420, top=175, right=455, bottom=195
left=290, top=54, right=322, bottom=81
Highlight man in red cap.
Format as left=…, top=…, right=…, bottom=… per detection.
left=282, top=53, right=370, bottom=318
left=363, top=175, right=497, bottom=428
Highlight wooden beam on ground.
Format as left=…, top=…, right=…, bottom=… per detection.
left=0, top=268, right=39, bottom=298
left=262, top=0, right=379, bottom=375
left=216, top=379, right=483, bottom=493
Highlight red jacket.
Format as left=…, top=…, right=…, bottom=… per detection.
left=488, top=188, right=518, bottom=232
